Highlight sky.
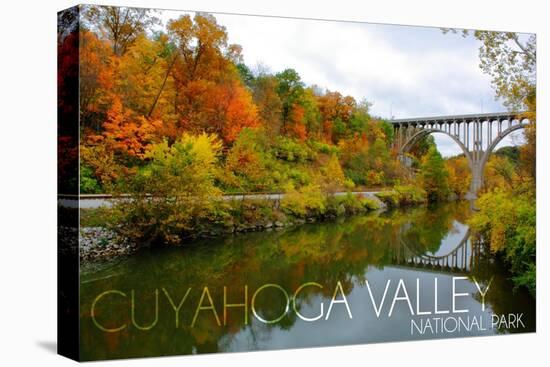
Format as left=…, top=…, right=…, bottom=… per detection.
left=159, top=10, right=529, bottom=156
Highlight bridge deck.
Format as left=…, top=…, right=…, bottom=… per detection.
left=390, top=111, right=527, bottom=124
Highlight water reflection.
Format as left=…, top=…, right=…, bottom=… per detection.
left=80, top=201, right=535, bottom=361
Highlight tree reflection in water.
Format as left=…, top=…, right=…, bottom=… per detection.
left=80, top=201, right=535, bottom=360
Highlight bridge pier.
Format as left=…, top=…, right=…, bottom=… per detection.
left=465, top=163, right=483, bottom=200
left=392, top=112, right=530, bottom=199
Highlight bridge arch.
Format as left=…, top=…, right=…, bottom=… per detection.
left=399, top=228, right=474, bottom=271
left=400, top=128, right=473, bottom=169
left=392, top=112, right=531, bottom=198
left=478, top=120, right=530, bottom=179
left=402, top=229, right=471, bottom=261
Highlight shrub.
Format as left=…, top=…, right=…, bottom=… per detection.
left=361, top=197, right=381, bottom=211
left=468, top=187, right=536, bottom=295
left=375, top=191, right=399, bottom=208
left=281, top=184, right=326, bottom=218
left=394, top=185, right=427, bottom=205
left=287, top=168, right=311, bottom=186
left=274, top=136, right=315, bottom=162
left=80, top=143, right=126, bottom=192
left=310, top=140, right=339, bottom=155
left=222, top=128, right=276, bottom=192
left=111, top=133, right=224, bottom=245
left=375, top=186, right=426, bottom=207
left=324, top=193, right=380, bottom=217
left=319, top=154, right=348, bottom=193
left=80, top=165, right=102, bottom=194
left=337, top=193, right=365, bottom=215
left=228, top=199, right=276, bottom=226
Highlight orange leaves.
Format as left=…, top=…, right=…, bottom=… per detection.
left=288, top=123, right=307, bottom=142
left=178, top=78, right=260, bottom=144
left=167, top=14, right=260, bottom=143
left=314, top=90, right=360, bottom=143
left=317, top=91, right=353, bottom=123
left=284, top=105, right=307, bottom=141
left=445, top=156, right=471, bottom=197
left=221, top=82, right=260, bottom=143
left=79, top=12, right=267, bottom=158
left=101, top=97, right=162, bottom=159
left=80, top=31, right=114, bottom=118
left=290, top=103, right=305, bottom=124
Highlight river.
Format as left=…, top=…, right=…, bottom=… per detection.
left=79, top=201, right=535, bottom=361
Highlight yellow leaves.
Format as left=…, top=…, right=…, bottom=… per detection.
left=167, top=15, right=193, bottom=42
left=371, top=123, right=388, bottom=142
left=367, top=170, right=384, bottom=186
left=144, top=133, right=222, bottom=198
left=484, top=155, right=516, bottom=191
left=319, top=154, right=347, bottom=193
left=468, top=188, right=516, bottom=253
left=115, top=35, right=171, bottom=116
left=445, top=156, right=471, bottom=197
left=281, top=183, right=326, bottom=218
left=80, top=143, right=125, bottom=188
left=182, top=133, right=222, bottom=168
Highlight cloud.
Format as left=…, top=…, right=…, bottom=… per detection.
left=159, top=10, right=524, bottom=156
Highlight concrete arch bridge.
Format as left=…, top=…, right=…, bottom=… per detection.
left=391, top=112, right=531, bottom=198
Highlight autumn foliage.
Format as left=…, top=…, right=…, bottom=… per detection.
left=77, top=6, right=406, bottom=195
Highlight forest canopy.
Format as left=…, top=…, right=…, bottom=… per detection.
left=76, top=6, right=410, bottom=195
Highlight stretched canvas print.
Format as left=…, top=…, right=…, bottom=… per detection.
left=58, top=4, right=537, bottom=361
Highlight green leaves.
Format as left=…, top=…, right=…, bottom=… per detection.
left=419, top=146, right=450, bottom=202
left=468, top=188, right=536, bottom=295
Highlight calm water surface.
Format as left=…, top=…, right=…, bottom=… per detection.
left=80, top=202, right=535, bottom=360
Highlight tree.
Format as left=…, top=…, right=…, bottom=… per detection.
left=468, top=189, right=535, bottom=295
left=215, top=80, right=260, bottom=143
left=445, top=156, right=471, bottom=198
left=115, top=34, right=175, bottom=119
left=447, top=28, right=537, bottom=295
left=236, top=63, right=255, bottom=88
left=316, top=90, right=356, bottom=143
left=407, top=135, right=435, bottom=168
left=419, top=146, right=450, bottom=202
left=476, top=32, right=535, bottom=111
left=167, top=14, right=259, bottom=144
left=79, top=30, right=114, bottom=132
left=300, top=88, right=321, bottom=139
left=483, top=155, right=516, bottom=191
left=443, top=29, right=536, bottom=186
left=223, top=128, right=273, bottom=191
left=348, top=100, right=373, bottom=137
left=251, top=74, right=283, bottom=138
left=275, top=68, right=305, bottom=131
left=83, top=5, right=159, bottom=56
left=443, top=29, right=535, bottom=111
left=101, top=97, right=162, bottom=160
left=338, top=127, right=398, bottom=188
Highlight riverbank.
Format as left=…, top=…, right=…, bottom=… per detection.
left=78, top=185, right=427, bottom=262
left=80, top=227, right=138, bottom=262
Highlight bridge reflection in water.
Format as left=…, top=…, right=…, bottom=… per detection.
left=393, top=229, right=484, bottom=274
